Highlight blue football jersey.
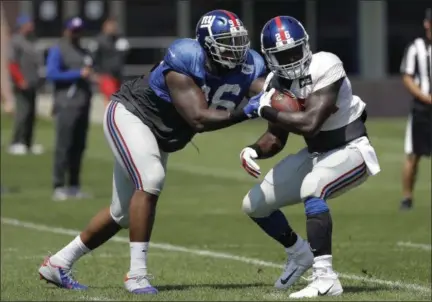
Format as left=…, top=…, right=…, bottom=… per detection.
left=149, top=38, right=266, bottom=111
left=111, top=38, right=266, bottom=153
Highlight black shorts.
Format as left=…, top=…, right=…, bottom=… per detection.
left=404, top=108, right=432, bottom=156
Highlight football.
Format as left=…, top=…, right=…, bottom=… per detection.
left=270, top=90, right=302, bottom=112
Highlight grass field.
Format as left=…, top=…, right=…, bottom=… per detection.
left=1, top=113, right=431, bottom=301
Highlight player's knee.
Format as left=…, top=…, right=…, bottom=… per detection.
left=109, top=207, right=129, bottom=228
left=300, top=173, right=329, bottom=215
left=300, top=172, right=321, bottom=200
left=242, top=185, right=273, bottom=218
left=140, top=162, right=166, bottom=196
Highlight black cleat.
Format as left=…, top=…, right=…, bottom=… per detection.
left=400, top=198, right=413, bottom=211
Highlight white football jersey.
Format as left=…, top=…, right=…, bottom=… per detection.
left=264, top=51, right=366, bottom=131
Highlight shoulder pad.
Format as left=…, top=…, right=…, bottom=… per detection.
left=248, top=49, right=267, bottom=79
left=163, top=38, right=206, bottom=82
left=313, top=52, right=343, bottom=74
left=312, top=52, right=346, bottom=92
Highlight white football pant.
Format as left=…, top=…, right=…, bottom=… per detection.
left=242, top=136, right=380, bottom=217
left=103, top=101, right=168, bottom=228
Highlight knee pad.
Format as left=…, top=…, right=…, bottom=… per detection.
left=110, top=207, right=129, bottom=229
left=141, top=162, right=166, bottom=196
left=301, top=172, right=329, bottom=215
left=242, top=185, right=274, bottom=218
left=300, top=172, right=321, bottom=199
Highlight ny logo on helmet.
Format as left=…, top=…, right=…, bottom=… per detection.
left=200, top=15, right=216, bottom=28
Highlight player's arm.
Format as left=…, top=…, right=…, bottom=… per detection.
left=260, top=78, right=344, bottom=137
left=248, top=122, right=288, bottom=159
left=403, top=75, right=431, bottom=103
left=400, top=44, right=431, bottom=104
left=240, top=122, right=288, bottom=178
left=167, top=71, right=249, bottom=133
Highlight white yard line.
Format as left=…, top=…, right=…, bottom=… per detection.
left=2, top=217, right=431, bottom=294
left=84, top=297, right=115, bottom=301
left=397, top=241, right=432, bottom=251
left=2, top=252, right=169, bottom=260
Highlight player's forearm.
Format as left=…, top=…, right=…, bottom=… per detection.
left=192, top=108, right=248, bottom=132
left=250, top=134, right=286, bottom=159
left=403, top=75, right=431, bottom=104
left=248, top=123, right=288, bottom=159
left=260, top=107, right=316, bottom=136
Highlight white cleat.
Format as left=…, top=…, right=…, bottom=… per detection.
left=274, top=237, right=314, bottom=290
left=30, top=144, right=44, bottom=155
left=8, top=143, right=28, bottom=155
left=52, top=187, right=69, bottom=201
left=38, top=256, right=88, bottom=290
left=124, top=271, right=158, bottom=294
left=289, top=255, right=343, bottom=298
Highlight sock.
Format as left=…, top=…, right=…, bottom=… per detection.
left=51, top=235, right=91, bottom=268
left=284, top=235, right=303, bottom=254
left=251, top=210, right=298, bottom=248
left=313, top=255, right=334, bottom=274
left=307, top=211, right=333, bottom=257
left=130, top=242, right=149, bottom=275
left=304, top=197, right=332, bottom=257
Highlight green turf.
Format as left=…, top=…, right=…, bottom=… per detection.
left=1, top=114, right=431, bottom=301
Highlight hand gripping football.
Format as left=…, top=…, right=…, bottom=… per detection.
left=270, top=90, right=302, bottom=112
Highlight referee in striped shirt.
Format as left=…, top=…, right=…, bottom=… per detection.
left=399, top=8, right=432, bottom=210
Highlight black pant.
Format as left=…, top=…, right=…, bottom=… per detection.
left=406, top=107, right=432, bottom=157
left=11, top=88, right=37, bottom=147
left=53, top=106, right=90, bottom=189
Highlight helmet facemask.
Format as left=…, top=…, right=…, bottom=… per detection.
left=263, top=36, right=312, bottom=79
left=204, top=28, right=250, bottom=69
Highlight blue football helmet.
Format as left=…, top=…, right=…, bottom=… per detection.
left=196, top=10, right=250, bottom=69
left=261, top=16, right=312, bottom=79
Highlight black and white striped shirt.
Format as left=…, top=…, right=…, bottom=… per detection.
left=400, top=37, right=432, bottom=109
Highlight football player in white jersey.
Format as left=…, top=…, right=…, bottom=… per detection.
left=239, top=16, right=381, bottom=298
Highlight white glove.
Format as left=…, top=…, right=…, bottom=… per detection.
left=240, top=147, right=261, bottom=178
left=258, top=88, right=276, bottom=117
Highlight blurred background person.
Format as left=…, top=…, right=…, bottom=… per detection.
left=89, top=17, right=129, bottom=107
left=46, top=17, right=95, bottom=201
left=399, top=8, right=432, bottom=210
left=1, top=2, right=14, bottom=115
left=1, top=2, right=15, bottom=195
left=7, top=14, right=44, bottom=156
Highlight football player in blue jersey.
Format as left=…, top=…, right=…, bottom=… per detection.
left=38, top=10, right=266, bottom=294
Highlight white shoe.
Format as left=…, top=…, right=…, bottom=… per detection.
left=38, top=256, right=88, bottom=290
left=53, top=187, right=69, bottom=201
left=124, top=271, right=158, bottom=294
left=274, top=236, right=314, bottom=289
left=8, top=143, right=28, bottom=155
left=289, top=255, right=343, bottom=298
left=30, top=144, right=44, bottom=155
